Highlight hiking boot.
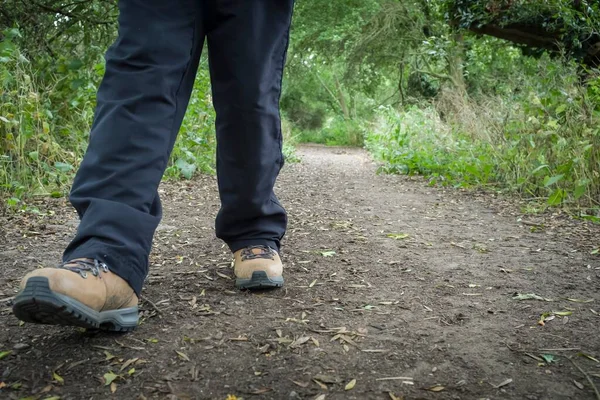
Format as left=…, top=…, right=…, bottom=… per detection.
left=234, top=245, right=284, bottom=290
left=13, top=259, right=139, bottom=331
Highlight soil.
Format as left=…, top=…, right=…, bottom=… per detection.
left=1, top=145, right=599, bottom=400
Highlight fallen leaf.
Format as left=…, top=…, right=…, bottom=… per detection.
left=52, top=372, right=64, bottom=385
left=290, top=336, right=311, bottom=348
left=251, top=387, right=272, bottom=395
left=313, top=379, right=328, bottom=390
left=524, top=353, right=544, bottom=362
left=104, top=372, right=119, bottom=386
left=538, top=312, right=555, bottom=326
left=321, top=251, right=336, bottom=257
left=104, top=351, right=115, bottom=361
left=387, top=233, right=409, bottom=240
left=176, top=351, right=190, bottom=361
left=311, top=337, right=320, bottom=347
left=574, top=380, right=584, bottom=390
left=216, top=271, right=231, bottom=280
left=128, top=368, right=135, bottom=376
left=314, top=374, right=341, bottom=384
left=120, top=358, right=139, bottom=372
left=513, top=293, right=553, bottom=302
left=493, top=378, right=513, bottom=389
left=110, top=382, right=117, bottom=393
left=541, top=354, right=557, bottom=364
left=314, top=395, right=326, bottom=400
left=309, top=279, right=317, bottom=288
left=376, top=376, right=414, bottom=381
left=345, top=379, right=356, bottom=390
left=427, top=385, right=445, bottom=392
left=0, top=382, right=6, bottom=389
left=566, top=298, right=593, bottom=303
left=0, top=351, right=11, bottom=360
left=291, top=380, right=309, bottom=388
left=578, top=353, right=600, bottom=363
left=552, top=311, right=573, bottom=316
left=388, top=393, right=403, bottom=400
left=43, top=397, right=61, bottom=400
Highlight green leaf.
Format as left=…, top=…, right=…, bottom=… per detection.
left=544, top=174, right=564, bottom=187
left=103, top=371, right=119, bottom=386
left=321, top=251, right=336, bottom=257
left=386, top=233, right=410, bottom=240
left=54, top=162, right=73, bottom=173
left=552, top=311, right=572, bottom=316
left=547, top=189, right=565, bottom=206
left=0, top=350, right=12, bottom=360
left=175, top=159, right=196, bottom=180
left=541, top=354, right=556, bottom=364
left=574, top=184, right=587, bottom=200
left=68, top=59, right=84, bottom=70
left=591, top=248, right=599, bottom=255
left=53, top=371, right=64, bottom=385
left=28, top=151, right=39, bottom=161
left=50, top=191, right=63, bottom=198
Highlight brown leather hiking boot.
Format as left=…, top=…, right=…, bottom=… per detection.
left=234, top=245, right=284, bottom=290
left=13, top=259, right=139, bottom=331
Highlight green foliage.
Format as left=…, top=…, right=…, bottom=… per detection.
left=165, top=58, right=216, bottom=180
left=367, top=54, right=600, bottom=209
left=296, top=117, right=364, bottom=147
left=366, top=106, right=495, bottom=187
left=0, top=29, right=88, bottom=202
left=0, top=28, right=216, bottom=206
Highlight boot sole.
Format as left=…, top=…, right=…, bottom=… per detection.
left=236, top=271, right=284, bottom=290
left=12, top=277, right=138, bottom=332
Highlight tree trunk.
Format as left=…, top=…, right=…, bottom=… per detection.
left=335, top=77, right=350, bottom=119
left=446, top=32, right=467, bottom=94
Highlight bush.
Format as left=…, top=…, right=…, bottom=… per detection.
left=366, top=56, right=600, bottom=211
left=296, top=117, right=364, bottom=147
left=0, top=30, right=218, bottom=207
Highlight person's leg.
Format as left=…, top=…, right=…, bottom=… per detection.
left=13, top=0, right=205, bottom=330
left=207, top=1, right=294, bottom=287
left=63, top=0, right=205, bottom=296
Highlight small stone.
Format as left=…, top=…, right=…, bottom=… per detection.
left=289, top=391, right=301, bottom=400
left=13, top=343, right=30, bottom=351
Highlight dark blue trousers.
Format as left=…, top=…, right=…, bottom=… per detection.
left=63, top=0, right=293, bottom=296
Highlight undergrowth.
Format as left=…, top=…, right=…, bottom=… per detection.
left=366, top=57, right=600, bottom=215
left=0, top=30, right=298, bottom=210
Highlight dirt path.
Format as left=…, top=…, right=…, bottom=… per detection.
left=1, top=145, right=599, bottom=400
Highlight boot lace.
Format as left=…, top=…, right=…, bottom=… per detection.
left=59, top=259, right=109, bottom=279
left=240, top=245, right=276, bottom=261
